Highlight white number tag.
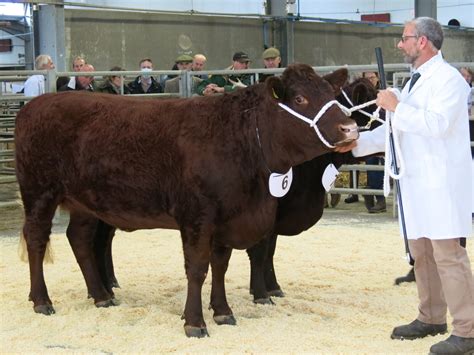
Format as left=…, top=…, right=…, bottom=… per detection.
left=269, top=168, right=293, bottom=198
left=322, top=163, right=339, bottom=192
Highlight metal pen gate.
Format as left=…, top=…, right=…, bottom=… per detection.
left=1, top=63, right=473, bottom=216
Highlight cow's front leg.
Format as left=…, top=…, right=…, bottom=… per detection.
left=181, top=227, right=211, bottom=338
left=210, top=245, right=236, bottom=325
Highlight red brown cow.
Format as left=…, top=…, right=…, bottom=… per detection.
left=15, top=64, right=357, bottom=337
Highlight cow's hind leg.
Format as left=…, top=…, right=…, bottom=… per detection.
left=22, top=192, right=58, bottom=315
left=247, top=236, right=274, bottom=304
left=210, top=245, right=236, bottom=326
left=264, top=233, right=284, bottom=297
left=66, top=212, right=115, bottom=308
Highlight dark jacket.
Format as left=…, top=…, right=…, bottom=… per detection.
left=127, top=76, right=163, bottom=94
left=58, top=78, right=94, bottom=92
left=98, top=81, right=131, bottom=95
left=196, top=71, right=253, bottom=96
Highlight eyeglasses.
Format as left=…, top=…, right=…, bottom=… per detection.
left=401, top=35, right=418, bottom=43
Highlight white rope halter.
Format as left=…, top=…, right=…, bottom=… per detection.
left=278, top=100, right=356, bottom=149
left=340, top=89, right=384, bottom=130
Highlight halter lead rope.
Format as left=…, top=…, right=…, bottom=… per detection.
left=278, top=100, right=354, bottom=149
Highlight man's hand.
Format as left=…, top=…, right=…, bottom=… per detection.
left=376, top=89, right=399, bottom=112
left=334, top=140, right=357, bottom=153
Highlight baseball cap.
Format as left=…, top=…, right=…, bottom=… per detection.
left=232, top=51, right=251, bottom=63
left=262, top=47, right=281, bottom=59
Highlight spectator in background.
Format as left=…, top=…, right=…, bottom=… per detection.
left=164, top=55, right=202, bottom=96
left=72, top=56, right=86, bottom=71
left=460, top=67, right=473, bottom=115
left=192, top=54, right=208, bottom=79
left=23, top=54, right=55, bottom=97
left=460, top=67, right=474, bottom=156
left=98, top=66, right=131, bottom=95
left=127, top=58, right=163, bottom=94
left=56, top=55, right=87, bottom=90
left=196, top=51, right=253, bottom=96
left=259, top=47, right=282, bottom=83
left=59, top=63, right=95, bottom=91
left=361, top=71, right=386, bottom=213
left=166, top=54, right=194, bottom=81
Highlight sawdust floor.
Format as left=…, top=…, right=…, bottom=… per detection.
left=1, top=204, right=472, bottom=354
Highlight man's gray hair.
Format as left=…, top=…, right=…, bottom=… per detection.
left=411, top=17, right=444, bottom=50
left=35, top=54, right=52, bottom=70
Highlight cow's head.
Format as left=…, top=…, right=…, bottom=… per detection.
left=337, top=77, right=378, bottom=128
left=266, top=64, right=358, bottom=151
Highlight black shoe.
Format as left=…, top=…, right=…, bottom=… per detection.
left=429, top=335, right=474, bottom=355
left=344, top=194, right=359, bottom=203
left=394, top=267, right=416, bottom=285
left=391, top=319, right=447, bottom=340
left=369, top=199, right=386, bottom=213
left=363, top=195, right=375, bottom=210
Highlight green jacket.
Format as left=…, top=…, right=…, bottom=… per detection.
left=196, top=72, right=253, bottom=95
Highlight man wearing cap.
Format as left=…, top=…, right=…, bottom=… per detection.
left=165, top=54, right=203, bottom=95
left=196, top=51, right=253, bottom=96
left=259, top=47, right=282, bottom=83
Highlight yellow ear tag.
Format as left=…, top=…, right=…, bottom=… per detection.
left=272, top=88, right=279, bottom=99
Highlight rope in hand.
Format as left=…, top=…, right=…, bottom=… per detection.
left=340, top=88, right=405, bottom=197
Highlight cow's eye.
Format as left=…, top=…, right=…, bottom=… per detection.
left=294, top=95, right=308, bottom=105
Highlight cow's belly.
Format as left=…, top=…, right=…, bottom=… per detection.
left=62, top=198, right=179, bottom=231
left=217, top=205, right=277, bottom=249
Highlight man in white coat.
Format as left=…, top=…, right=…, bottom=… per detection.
left=23, top=54, right=55, bottom=97
left=338, top=17, right=473, bottom=355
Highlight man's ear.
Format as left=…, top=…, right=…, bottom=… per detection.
left=266, top=76, right=285, bottom=101
left=323, top=68, right=349, bottom=96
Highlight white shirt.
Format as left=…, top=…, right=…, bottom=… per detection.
left=23, top=75, right=45, bottom=97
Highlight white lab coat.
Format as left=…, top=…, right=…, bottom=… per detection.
left=353, top=52, right=472, bottom=240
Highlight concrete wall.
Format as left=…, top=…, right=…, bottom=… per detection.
left=64, top=9, right=474, bottom=72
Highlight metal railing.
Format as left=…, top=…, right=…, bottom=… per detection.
left=1, top=63, right=473, bottom=212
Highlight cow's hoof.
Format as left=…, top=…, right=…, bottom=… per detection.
left=213, top=314, right=237, bottom=326
left=34, top=304, right=55, bottom=315
left=109, top=279, right=120, bottom=289
left=254, top=297, right=275, bottom=305
left=268, top=289, right=285, bottom=297
left=184, top=325, right=209, bottom=338
left=95, top=299, right=117, bottom=308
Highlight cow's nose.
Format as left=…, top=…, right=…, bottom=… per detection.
left=340, top=122, right=359, bottom=140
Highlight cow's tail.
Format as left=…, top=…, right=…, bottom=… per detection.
left=18, top=231, right=54, bottom=264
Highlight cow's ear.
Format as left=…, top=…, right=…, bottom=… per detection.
left=351, top=81, right=370, bottom=105
left=323, top=68, right=349, bottom=96
left=266, top=76, right=285, bottom=101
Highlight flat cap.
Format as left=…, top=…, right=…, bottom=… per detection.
left=175, top=54, right=193, bottom=63
left=262, top=47, right=281, bottom=59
